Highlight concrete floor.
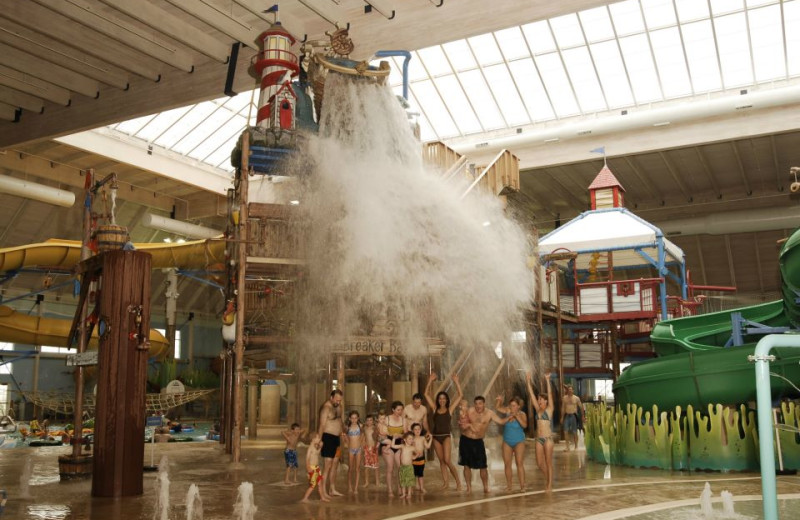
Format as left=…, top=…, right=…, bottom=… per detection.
left=2, top=429, right=800, bottom=519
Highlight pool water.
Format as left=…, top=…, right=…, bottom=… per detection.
left=617, top=497, right=800, bottom=520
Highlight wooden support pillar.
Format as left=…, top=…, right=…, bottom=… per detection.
left=247, top=368, right=259, bottom=439
left=611, top=322, right=620, bottom=382
left=91, top=251, right=151, bottom=497
left=337, top=355, right=345, bottom=408
left=223, top=350, right=234, bottom=452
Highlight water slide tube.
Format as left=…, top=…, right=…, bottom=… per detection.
left=614, top=228, right=800, bottom=410
left=0, top=238, right=225, bottom=356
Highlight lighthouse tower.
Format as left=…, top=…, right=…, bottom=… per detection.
left=588, top=165, right=626, bottom=210
left=252, top=22, right=299, bottom=144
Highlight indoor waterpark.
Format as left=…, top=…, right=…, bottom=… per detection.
left=1, top=1, right=800, bottom=519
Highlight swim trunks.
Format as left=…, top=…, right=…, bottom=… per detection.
left=458, top=436, right=487, bottom=469
left=321, top=432, right=340, bottom=459
left=563, top=413, right=578, bottom=433
left=412, top=455, right=425, bottom=477
left=363, top=445, right=379, bottom=468
left=399, top=464, right=415, bottom=487
left=308, top=465, right=323, bottom=488
left=284, top=448, right=298, bottom=468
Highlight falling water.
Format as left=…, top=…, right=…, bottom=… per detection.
left=720, top=490, right=736, bottom=516
left=699, top=482, right=714, bottom=518
left=289, top=72, right=533, bottom=366
left=185, top=484, right=203, bottom=520
left=19, top=456, right=32, bottom=499
left=153, top=456, right=170, bottom=520
left=110, top=187, right=117, bottom=225
left=232, top=482, right=256, bottom=520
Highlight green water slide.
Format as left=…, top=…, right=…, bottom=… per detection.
left=614, top=228, right=800, bottom=410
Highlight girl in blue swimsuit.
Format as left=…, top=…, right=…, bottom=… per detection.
left=526, top=370, right=554, bottom=492
left=345, top=411, right=364, bottom=494
left=495, top=395, right=528, bottom=491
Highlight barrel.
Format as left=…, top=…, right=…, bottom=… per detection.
left=96, top=225, right=128, bottom=252
left=58, top=454, right=93, bottom=480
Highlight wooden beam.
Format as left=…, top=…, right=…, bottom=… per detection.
left=0, top=86, right=44, bottom=114
left=724, top=235, right=737, bottom=288
left=98, top=0, right=232, bottom=63
left=0, top=1, right=162, bottom=81
left=0, top=18, right=130, bottom=90
left=248, top=202, right=294, bottom=220
left=753, top=232, right=765, bottom=294
left=0, top=101, right=16, bottom=122
left=694, top=146, right=722, bottom=199
left=620, top=156, right=664, bottom=204
left=0, top=151, right=179, bottom=212
left=0, top=50, right=254, bottom=149
left=166, top=0, right=260, bottom=51
left=0, top=64, right=70, bottom=106
left=769, top=135, right=783, bottom=192
left=658, top=151, right=693, bottom=202
left=32, top=0, right=195, bottom=73
left=730, top=141, right=753, bottom=196
left=0, top=42, right=99, bottom=98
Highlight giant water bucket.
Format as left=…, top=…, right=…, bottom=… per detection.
left=96, top=225, right=128, bottom=252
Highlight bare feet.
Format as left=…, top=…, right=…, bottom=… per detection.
left=420, top=487, right=426, bottom=494
left=455, top=483, right=463, bottom=491
left=300, top=498, right=309, bottom=503
left=321, top=496, right=331, bottom=502
left=330, top=489, right=344, bottom=497
left=505, top=486, right=513, bottom=492
left=483, top=486, right=490, bottom=493
left=465, top=484, right=472, bottom=493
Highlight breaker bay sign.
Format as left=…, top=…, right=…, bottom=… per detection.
left=331, top=337, right=444, bottom=356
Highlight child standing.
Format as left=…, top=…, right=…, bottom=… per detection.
left=362, top=415, right=380, bottom=488
left=345, top=411, right=364, bottom=494
left=301, top=434, right=330, bottom=502
left=398, top=432, right=420, bottom=499
left=282, top=423, right=306, bottom=485
left=457, top=399, right=472, bottom=434
left=411, top=423, right=433, bottom=494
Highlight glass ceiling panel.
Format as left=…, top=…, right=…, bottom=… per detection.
left=675, top=0, right=710, bottom=23
left=442, top=40, right=477, bottom=71
left=747, top=0, right=778, bottom=6
left=590, top=41, right=635, bottom=108
left=417, top=46, right=452, bottom=77
left=714, top=13, right=755, bottom=87
left=167, top=104, right=217, bottom=155
left=535, top=53, right=580, bottom=117
left=682, top=20, right=723, bottom=92
left=183, top=109, right=238, bottom=159
left=134, top=106, right=192, bottom=142
left=641, top=0, right=677, bottom=30
left=409, top=80, right=459, bottom=138
left=114, top=114, right=155, bottom=136
left=579, top=7, right=616, bottom=43
left=433, top=75, right=483, bottom=134
left=562, top=47, right=607, bottom=112
left=618, top=34, right=662, bottom=102
left=522, top=21, right=557, bottom=54
left=468, top=34, right=503, bottom=67
left=494, top=27, right=531, bottom=61
left=400, top=88, right=436, bottom=142
left=458, top=69, right=506, bottom=130
left=649, top=27, right=692, bottom=97
left=609, top=1, right=646, bottom=37
left=405, top=51, right=428, bottom=82
left=483, top=64, right=530, bottom=126
left=153, top=105, right=218, bottom=149
left=748, top=4, right=785, bottom=81
left=507, top=59, right=555, bottom=122
left=549, top=14, right=585, bottom=49
left=710, top=0, right=745, bottom=16
left=787, top=1, right=800, bottom=76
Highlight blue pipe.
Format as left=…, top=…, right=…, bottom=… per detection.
left=750, top=333, right=800, bottom=520
left=374, top=50, right=411, bottom=100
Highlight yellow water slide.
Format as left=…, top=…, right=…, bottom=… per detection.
left=0, top=238, right=226, bottom=357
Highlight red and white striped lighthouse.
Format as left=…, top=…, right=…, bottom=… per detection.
left=252, top=22, right=299, bottom=131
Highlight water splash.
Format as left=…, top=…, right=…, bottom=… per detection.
left=185, top=484, right=203, bottom=520
left=19, top=456, right=32, bottom=499
left=700, top=482, right=714, bottom=518
left=720, top=490, right=735, bottom=516
left=232, top=482, right=256, bottom=520
left=110, top=187, right=117, bottom=226
left=290, top=72, right=533, bottom=362
left=153, top=456, right=170, bottom=520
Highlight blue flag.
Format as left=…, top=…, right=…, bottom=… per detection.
left=590, top=146, right=605, bottom=155
left=265, top=4, right=279, bottom=13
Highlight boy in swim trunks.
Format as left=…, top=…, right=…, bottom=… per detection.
left=398, top=431, right=420, bottom=499
left=411, top=423, right=433, bottom=494
left=301, top=434, right=330, bottom=502
left=282, top=423, right=306, bottom=484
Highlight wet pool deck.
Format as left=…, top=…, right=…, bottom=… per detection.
left=2, top=429, right=800, bottom=519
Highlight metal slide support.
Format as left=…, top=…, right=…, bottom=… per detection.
left=657, top=236, right=668, bottom=320
left=749, top=333, right=800, bottom=520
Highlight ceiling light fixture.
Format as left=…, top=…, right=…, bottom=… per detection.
left=0, top=174, right=75, bottom=207
left=142, top=214, right=222, bottom=240
left=289, top=200, right=300, bottom=205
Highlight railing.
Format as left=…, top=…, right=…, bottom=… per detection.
left=461, top=149, right=520, bottom=199
left=423, top=141, right=463, bottom=173
left=575, top=278, right=662, bottom=321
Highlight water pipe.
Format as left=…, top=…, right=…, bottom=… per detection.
left=374, top=50, right=411, bottom=100
left=748, top=333, right=800, bottom=520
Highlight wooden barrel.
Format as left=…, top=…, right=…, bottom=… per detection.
left=58, top=454, right=93, bottom=480
left=96, top=225, right=128, bottom=252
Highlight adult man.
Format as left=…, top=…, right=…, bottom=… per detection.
left=403, top=393, right=429, bottom=433
left=317, top=389, right=344, bottom=496
left=561, top=384, right=582, bottom=451
left=459, top=395, right=504, bottom=493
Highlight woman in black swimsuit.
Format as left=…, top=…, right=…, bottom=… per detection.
left=424, top=372, right=464, bottom=490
